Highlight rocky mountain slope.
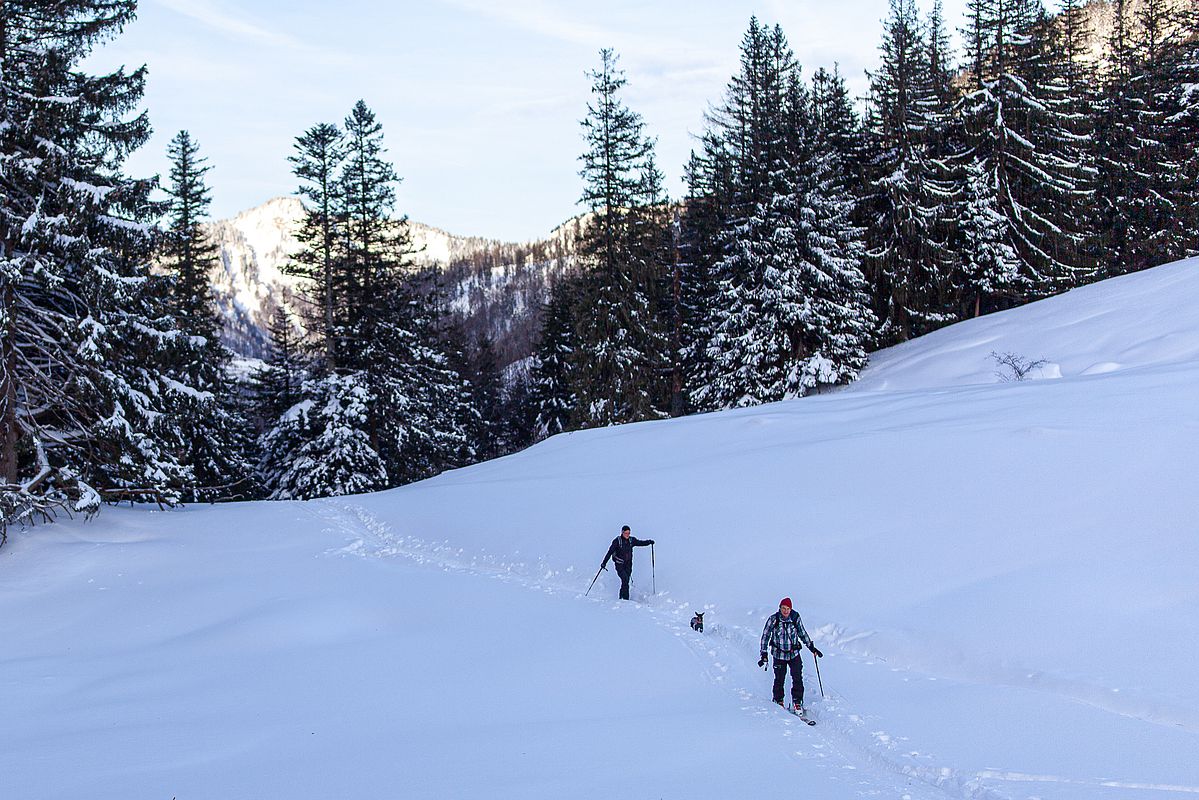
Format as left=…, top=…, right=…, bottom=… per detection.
left=205, top=197, right=579, bottom=363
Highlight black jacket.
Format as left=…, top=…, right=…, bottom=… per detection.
left=601, top=535, right=652, bottom=572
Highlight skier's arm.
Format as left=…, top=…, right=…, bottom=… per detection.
left=796, top=614, right=822, bottom=657
left=631, top=537, right=654, bottom=547
left=759, top=616, right=775, bottom=657
left=599, top=539, right=616, bottom=569
left=796, top=615, right=813, bottom=649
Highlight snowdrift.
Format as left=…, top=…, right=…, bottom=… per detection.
left=3, top=258, right=1198, bottom=800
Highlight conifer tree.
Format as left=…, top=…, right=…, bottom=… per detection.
left=863, top=0, right=959, bottom=343
left=2, top=0, right=195, bottom=529
left=261, top=373, right=387, bottom=501
left=811, top=65, right=867, bottom=194
left=247, top=306, right=307, bottom=430
left=570, top=49, right=671, bottom=427
left=260, top=103, right=469, bottom=497
left=160, top=130, right=255, bottom=501
left=1173, top=4, right=1199, bottom=255
left=959, top=157, right=1021, bottom=312
left=287, top=122, right=345, bottom=368
left=677, top=145, right=734, bottom=411
left=529, top=276, right=581, bottom=440
left=1095, top=0, right=1194, bottom=273
left=337, top=103, right=468, bottom=484
left=958, top=0, right=1095, bottom=305
left=1023, top=0, right=1099, bottom=283
left=697, top=22, right=875, bottom=409
left=923, top=0, right=967, bottom=313
left=162, top=132, right=222, bottom=340
left=460, top=332, right=505, bottom=461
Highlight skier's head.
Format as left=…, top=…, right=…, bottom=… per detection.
left=621, top=525, right=631, bottom=538
left=779, top=598, right=792, bottom=615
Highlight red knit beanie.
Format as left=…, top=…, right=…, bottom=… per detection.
left=779, top=597, right=792, bottom=609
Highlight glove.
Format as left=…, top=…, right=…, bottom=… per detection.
left=647, top=539, right=655, bottom=545
left=810, top=645, right=823, bottom=658
left=758, top=654, right=768, bottom=669
left=600, top=564, right=608, bottom=571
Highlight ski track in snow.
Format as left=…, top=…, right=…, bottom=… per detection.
left=305, top=497, right=1199, bottom=800
left=816, top=624, right=1199, bottom=735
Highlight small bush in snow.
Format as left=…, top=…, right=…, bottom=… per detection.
left=990, top=351, right=1048, bottom=382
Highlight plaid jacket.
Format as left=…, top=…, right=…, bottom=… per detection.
left=760, top=610, right=813, bottom=661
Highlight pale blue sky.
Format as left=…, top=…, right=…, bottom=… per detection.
left=88, top=0, right=968, bottom=241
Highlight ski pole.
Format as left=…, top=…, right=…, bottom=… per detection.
left=585, top=564, right=605, bottom=597
left=813, top=652, right=825, bottom=699
left=651, top=543, right=656, bottom=595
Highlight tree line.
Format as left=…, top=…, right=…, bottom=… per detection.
left=2, top=0, right=1197, bottom=536
left=528, top=0, right=1199, bottom=432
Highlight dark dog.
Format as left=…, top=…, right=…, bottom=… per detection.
left=690, top=612, right=704, bottom=633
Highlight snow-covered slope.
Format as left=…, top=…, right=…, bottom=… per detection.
left=856, top=256, right=1199, bottom=391
left=207, top=197, right=305, bottom=356
left=3, top=258, right=1198, bottom=799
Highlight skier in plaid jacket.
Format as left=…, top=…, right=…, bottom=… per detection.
left=759, top=597, right=823, bottom=709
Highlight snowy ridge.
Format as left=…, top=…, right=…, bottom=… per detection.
left=204, top=197, right=580, bottom=361
left=206, top=197, right=305, bottom=356
left=204, top=196, right=499, bottom=356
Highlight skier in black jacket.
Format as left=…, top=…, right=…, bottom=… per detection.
left=599, top=525, right=654, bottom=600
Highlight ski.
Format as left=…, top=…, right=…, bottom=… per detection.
left=774, top=701, right=816, bottom=725
left=788, top=706, right=816, bottom=725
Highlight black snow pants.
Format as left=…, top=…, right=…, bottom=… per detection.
left=773, top=654, right=804, bottom=705
left=616, top=565, right=632, bottom=600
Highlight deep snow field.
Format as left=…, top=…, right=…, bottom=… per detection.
left=3, top=259, right=1199, bottom=800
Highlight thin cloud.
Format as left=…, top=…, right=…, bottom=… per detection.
left=436, top=0, right=726, bottom=74
left=150, top=0, right=329, bottom=54
left=437, top=0, right=621, bottom=48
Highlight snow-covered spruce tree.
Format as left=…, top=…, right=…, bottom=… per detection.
left=957, top=0, right=1095, bottom=308
left=1043, top=0, right=1101, bottom=274
left=811, top=65, right=867, bottom=196
left=695, top=22, right=874, bottom=409
left=959, top=156, right=1021, bottom=310
left=863, top=0, right=960, bottom=344
left=677, top=145, right=734, bottom=413
left=922, top=0, right=968, bottom=313
left=687, top=18, right=788, bottom=411
left=337, top=102, right=470, bottom=485
left=1132, top=0, right=1196, bottom=265
left=528, top=274, right=581, bottom=441
left=792, top=72, right=876, bottom=392
left=570, top=48, right=672, bottom=429
left=636, top=154, right=684, bottom=418
left=445, top=328, right=516, bottom=462
left=261, top=373, right=387, bottom=501
left=247, top=306, right=307, bottom=432
left=1095, top=0, right=1195, bottom=274
left=1174, top=3, right=1199, bottom=255
left=397, top=268, right=478, bottom=482
left=1020, top=0, right=1099, bottom=284
left=159, top=130, right=256, bottom=501
left=1, top=0, right=197, bottom=533
left=260, top=102, right=470, bottom=498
